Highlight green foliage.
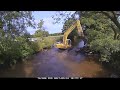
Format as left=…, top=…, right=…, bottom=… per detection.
left=0, top=11, right=35, bottom=37
left=0, top=35, right=56, bottom=67
left=0, top=12, right=60, bottom=68
left=34, top=19, right=49, bottom=37
left=53, top=11, right=120, bottom=73
left=89, top=37, right=120, bottom=72
left=80, top=11, right=120, bottom=73
left=0, top=37, right=20, bottom=66
left=86, top=29, right=114, bottom=44
left=90, top=37, right=120, bottom=59
left=49, top=33, right=62, bottom=36
left=34, top=30, right=49, bottom=37
left=48, top=35, right=63, bottom=42
left=30, top=41, right=40, bottom=52
left=0, top=36, right=34, bottom=67
left=35, top=37, right=55, bottom=51
left=34, top=30, right=44, bottom=37
left=0, top=11, right=36, bottom=67
left=37, top=19, right=44, bottom=30
left=43, top=37, right=54, bottom=48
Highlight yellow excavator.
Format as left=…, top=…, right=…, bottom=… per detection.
left=55, top=19, right=84, bottom=49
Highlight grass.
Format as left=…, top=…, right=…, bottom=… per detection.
left=35, top=35, right=63, bottom=51
left=45, top=35, right=63, bottom=42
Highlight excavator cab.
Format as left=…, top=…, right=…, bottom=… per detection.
left=55, top=39, right=71, bottom=49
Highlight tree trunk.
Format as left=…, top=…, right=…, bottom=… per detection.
left=101, top=11, right=120, bottom=32
left=111, top=25, right=118, bottom=40
left=117, top=34, right=120, bottom=39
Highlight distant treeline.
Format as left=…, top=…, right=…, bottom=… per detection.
left=49, top=32, right=63, bottom=36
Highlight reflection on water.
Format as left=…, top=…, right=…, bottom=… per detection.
left=0, top=41, right=111, bottom=78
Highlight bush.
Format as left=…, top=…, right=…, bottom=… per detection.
left=43, top=38, right=54, bottom=48
left=0, top=36, right=38, bottom=67
left=0, top=37, right=21, bottom=67
left=30, top=41, right=40, bottom=53
left=0, top=35, right=57, bottom=67
left=90, top=37, right=120, bottom=62
left=86, top=29, right=120, bottom=73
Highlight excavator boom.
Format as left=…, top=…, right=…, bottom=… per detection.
left=55, top=20, right=84, bottom=49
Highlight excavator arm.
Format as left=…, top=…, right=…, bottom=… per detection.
left=63, top=20, right=84, bottom=45
left=55, top=19, right=84, bottom=49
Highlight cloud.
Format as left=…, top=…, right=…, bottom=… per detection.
left=43, top=17, right=63, bottom=34
left=27, top=11, right=76, bottom=34
left=34, top=20, right=40, bottom=24
left=27, top=17, right=63, bottom=34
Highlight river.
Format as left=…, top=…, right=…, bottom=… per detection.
left=0, top=40, right=112, bottom=78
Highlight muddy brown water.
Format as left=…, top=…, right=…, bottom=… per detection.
left=0, top=41, right=112, bottom=78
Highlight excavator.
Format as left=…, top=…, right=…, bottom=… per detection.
left=55, top=19, right=84, bottom=49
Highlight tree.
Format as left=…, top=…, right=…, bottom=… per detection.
left=52, top=11, right=120, bottom=40
left=52, top=11, right=120, bottom=73
left=49, top=33, right=62, bottom=36
left=0, top=11, right=36, bottom=67
left=80, top=11, right=120, bottom=73
left=100, top=11, right=120, bottom=40
left=80, top=11, right=120, bottom=40
left=43, top=30, right=49, bottom=37
left=37, top=19, right=44, bottom=30
left=0, top=11, right=35, bottom=38
left=34, top=19, right=49, bottom=37
left=34, top=30, right=43, bottom=37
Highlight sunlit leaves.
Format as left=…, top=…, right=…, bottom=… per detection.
left=52, top=11, right=75, bottom=24
left=34, top=19, right=49, bottom=37
left=0, top=11, right=35, bottom=37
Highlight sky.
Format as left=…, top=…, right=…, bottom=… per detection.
left=27, top=11, right=75, bottom=35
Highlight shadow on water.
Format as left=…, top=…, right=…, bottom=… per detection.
left=0, top=62, right=34, bottom=78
